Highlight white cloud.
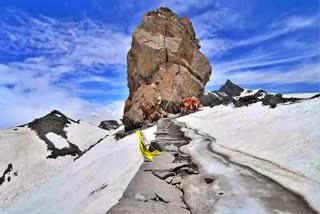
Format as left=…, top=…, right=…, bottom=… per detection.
left=215, top=49, right=319, bottom=73
left=195, top=12, right=319, bottom=58
left=208, top=62, right=320, bottom=87
left=0, top=10, right=130, bottom=128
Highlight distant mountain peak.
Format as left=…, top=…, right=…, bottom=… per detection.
left=219, top=79, right=244, bottom=97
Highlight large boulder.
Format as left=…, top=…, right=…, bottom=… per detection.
left=123, top=7, right=212, bottom=130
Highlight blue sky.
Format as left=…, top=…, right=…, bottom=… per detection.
left=0, top=0, right=319, bottom=128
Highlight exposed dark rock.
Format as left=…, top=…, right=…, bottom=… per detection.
left=98, top=120, right=120, bottom=130
left=204, top=177, right=215, bottom=184
left=219, top=79, right=244, bottom=97
left=27, top=110, right=82, bottom=159
left=199, top=80, right=242, bottom=107
left=114, top=129, right=135, bottom=140
left=149, top=140, right=164, bottom=152
left=310, top=93, right=320, bottom=99
left=153, top=171, right=176, bottom=180
left=90, top=183, right=108, bottom=195
left=262, top=94, right=301, bottom=108
left=0, top=163, right=13, bottom=186
left=233, top=89, right=267, bottom=107
left=201, top=80, right=305, bottom=109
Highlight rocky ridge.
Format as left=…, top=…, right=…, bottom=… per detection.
left=200, top=79, right=311, bottom=108
left=123, top=7, right=212, bottom=131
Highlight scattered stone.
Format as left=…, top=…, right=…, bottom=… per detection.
left=114, top=129, right=134, bottom=140
left=108, top=198, right=189, bottom=214
left=204, top=177, right=215, bottom=184
left=165, top=145, right=179, bottom=152
left=134, top=193, right=147, bottom=202
left=124, top=171, right=182, bottom=203
left=181, top=175, right=217, bottom=213
left=144, top=163, right=189, bottom=171
left=149, top=140, right=164, bottom=152
left=153, top=152, right=175, bottom=164
left=153, top=171, right=176, bottom=180
left=165, top=176, right=174, bottom=184
left=89, top=183, right=108, bottom=195
left=172, top=176, right=182, bottom=185
left=98, top=120, right=120, bottom=130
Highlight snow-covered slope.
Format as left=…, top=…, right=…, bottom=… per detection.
left=0, top=110, right=110, bottom=211
left=2, top=126, right=156, bottom=214
left=0, top=108, right=157, bottom=213
left=177, top=96, right=320, bottom=211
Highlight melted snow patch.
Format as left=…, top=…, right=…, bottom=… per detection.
left=46, top=132, right=69, bottom=149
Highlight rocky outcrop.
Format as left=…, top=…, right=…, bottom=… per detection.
left=98, top=120, right=120, bottom=130
left=123, top=7, right=212, bottom=130
left=26, top=110, right=82, bottom=158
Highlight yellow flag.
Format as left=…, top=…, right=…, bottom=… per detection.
left=136, top=130, right=160, bottom=161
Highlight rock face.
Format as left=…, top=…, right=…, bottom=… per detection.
left=123, top=7, right=212, bottom=130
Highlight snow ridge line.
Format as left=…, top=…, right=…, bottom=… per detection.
left=174, top=120, right=319, bottom=214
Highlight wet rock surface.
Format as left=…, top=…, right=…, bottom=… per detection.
left=123, top=7, right=212, bottom=131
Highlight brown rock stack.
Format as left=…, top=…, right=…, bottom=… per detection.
left=123, top=7, right=212, bottom=130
